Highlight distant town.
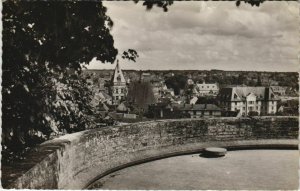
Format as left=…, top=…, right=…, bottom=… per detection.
left=82, top=62, right=299, bottom=126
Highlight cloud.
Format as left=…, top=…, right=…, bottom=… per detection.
left=88, top=1, right=298, bottom=72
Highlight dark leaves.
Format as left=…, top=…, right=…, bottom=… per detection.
left=236, top=0, right=265, bottom=7
left=137, top=0, right=265, bottom=10
left=2, top=1, right=117, bottom=163
left=136, top=0, right=174, bottom=12
left=122, top=49, right=139, bottom=62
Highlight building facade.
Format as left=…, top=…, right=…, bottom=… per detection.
left=111, top=61, right=127, bottom=105
left=218, top=86, right=279, bottom=116
left=270, top=86, right=288, bottom=96
left=195, top=82, right=219, bottom=96
left=179, top=104, right=222, bottom=118
left=148, top=103, right=221, bottom=119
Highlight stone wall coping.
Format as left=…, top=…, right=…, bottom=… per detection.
left=2, top=116, right=298, bottom=189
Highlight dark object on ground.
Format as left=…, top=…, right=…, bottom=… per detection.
left=200, top=147, right=227, bottom=158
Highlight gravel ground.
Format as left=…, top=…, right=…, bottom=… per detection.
left=90, top=149, right=299, bottom=190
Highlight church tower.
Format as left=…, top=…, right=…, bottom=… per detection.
left=111, top=60, right=127, bottom=105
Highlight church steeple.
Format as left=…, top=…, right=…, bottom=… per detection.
left=110, top=60, right=127, bottom=105
left=112, top=60, right=126, bottom=84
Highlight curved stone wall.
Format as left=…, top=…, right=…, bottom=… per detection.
left=3, top=117, right=298, bottom=189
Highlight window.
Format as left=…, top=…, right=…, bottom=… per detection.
left=193, top=111, right=196, bottom=115
left=235, top=102, right=237, bottom=105
left=234, top=94, right=238, bottom=99
left=272, top=106, right=274, bottom=110
left=256, top=106, right=259, bottom=110
left=121, top=88, right=124, bottom=93
left=243, top=107, right=245, bottom=110
left=116, top=96, right=119, bottom=100
left=117, top=76, right=121, bottom=82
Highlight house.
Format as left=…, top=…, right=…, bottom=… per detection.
left=176, top=104, right=222, bottom=118
left=147, top=103, right=177, bottom=119
left=195, top=82, right=219, bottom=96
left=270, top=86, right=288, bottom=96
left=116, top=102, right=129, bottom=113
left=140, top=72, right=152, bottom=82
left=98, top=91, right=112, bottom=105
left=277, top=99, right=298, bottom=116
left=150, top=80, right=165, bottom=100
left=187, top=78, right=194, bottom=85
left=98, top=102, right=109, bottom=112
left=110, top=61, right=127, bottom=105
left=218, top=86, right=279, bottom=116
left=147, top=103, right=221, bottom=119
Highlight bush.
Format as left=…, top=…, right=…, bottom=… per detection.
left=248, top=111, right=259, bottom=116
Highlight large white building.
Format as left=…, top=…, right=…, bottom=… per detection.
left=195, top=82, right=219, bottom=96
left=111, top=61, right=127, bottom=105
left=218, top=87, right=279, bottom=116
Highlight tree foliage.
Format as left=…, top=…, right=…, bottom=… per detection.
left=2, top=1, right=118, bottom=163
left=127, top=81, right=156, bottom=111
left=236, top=0, right=265, bottom=7
left=165, top=75, right=187, bottom=95
left=122, top=49, right=139, bottom=62
left=135, top=0, right=265, bottom=12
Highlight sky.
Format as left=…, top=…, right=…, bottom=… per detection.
left=87, top=1, right=299, bottom=72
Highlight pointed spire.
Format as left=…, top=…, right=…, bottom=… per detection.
left=112, top=59, right=126, bottom=84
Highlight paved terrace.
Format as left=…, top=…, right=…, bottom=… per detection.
left=2, top=116, right=298, bottom=189
left=90, top=150, right=298, bottom=190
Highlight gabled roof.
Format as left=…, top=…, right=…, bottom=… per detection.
left=270, top=86, right=288, bottom=92
left=98, top=102, right=109, bottom=111
left=190, top=97, right=198, bottom=104
left=116, top=102, right=128, bottom=112
left=99, top=91, right=112, bottom=100
left=219, top=86, right=278, bottom=101
left=234, top=87, right=266, bottom=100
